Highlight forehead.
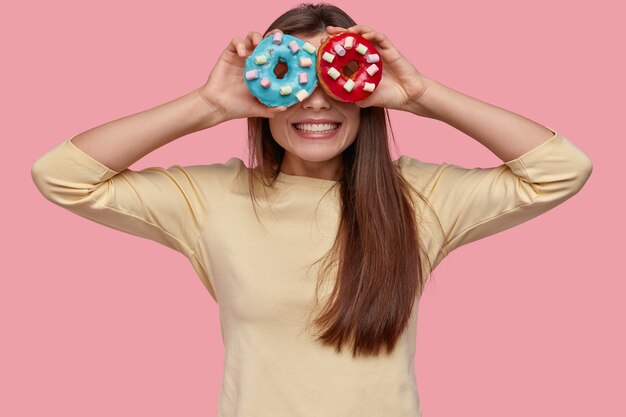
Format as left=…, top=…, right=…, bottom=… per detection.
left=293, top=32, right=327, bottom=48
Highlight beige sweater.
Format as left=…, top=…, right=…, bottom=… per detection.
left=31, top=129, right=592, bottom=417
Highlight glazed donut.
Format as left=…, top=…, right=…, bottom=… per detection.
left=244, top=33, right=318, bottom=107
left=316, top=32, right=383, bottom=103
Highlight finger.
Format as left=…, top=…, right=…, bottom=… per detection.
left=254, top=104, right=287, bottom=118
left=346, top=24, right=375, bottom=35
left=244, top=34, right=254, bottom=55
left=250, top=31, right=263, bottom=46
left=326, top=25, right=346, bottom=34
left=360, top=31, right=396, bottom=51
left=356, top=95, right=377, bottom=109
left=345, top=25, right=397, bottom=51
left=229, top=36, right=246, bottom=57
left=264, top=28, right=283, bottom=38
left=268, top=105, right=288, bottom=115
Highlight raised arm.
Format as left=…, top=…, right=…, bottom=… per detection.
left=58, top=29, right=288, bottom=172
left=30, top=32, right=287, bottom=296
left=327, top=24, right=565, bottom=159
left=329, top=25, right=592, bottom=265
left=67, top=88, right=219, bottom=172
left=402, top=77, right=557, bottom=161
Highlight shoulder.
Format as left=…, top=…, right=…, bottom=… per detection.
left=178, top=157, right=248, bottom=185
left=393, top=155, right=449, bottom=195
left=156, top=157, right=251, bottom=201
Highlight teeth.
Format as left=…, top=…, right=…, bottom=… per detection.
left=294, top=123, right=340, bottom=132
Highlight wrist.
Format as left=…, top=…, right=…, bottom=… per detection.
left=195, top=88, right=228, bottom=129
left=404, top=76, right=438, bottom=119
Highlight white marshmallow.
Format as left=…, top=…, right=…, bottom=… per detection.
left=322, top=52, right=335, bottom=63
left=279, top=85, right=292, bottom=95
left=302, top=42, right=316, bottom=54
left=299, top=57, right=313, bottom=67
left=363, top=82, right=376, bottom=92
left=327, top=67, right=340, bottom=80
left=344, top=36, right=354, bottom=49
left=355, top=43, right=368, bottom=55
left=343, top=79, right=355, bottom=92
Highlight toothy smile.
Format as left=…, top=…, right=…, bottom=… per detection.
left=293, top=123, right=340, bottom=132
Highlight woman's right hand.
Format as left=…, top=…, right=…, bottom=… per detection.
left=198, top=30, right=287, bottom=123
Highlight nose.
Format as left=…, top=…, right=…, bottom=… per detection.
left=302, top=86, right=332, bottom=111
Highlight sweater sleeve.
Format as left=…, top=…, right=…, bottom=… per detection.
left=398, top=129, right=593, bottom=261
left=31, top=135, right=224, bottom=256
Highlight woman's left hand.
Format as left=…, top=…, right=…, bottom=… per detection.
left=326, top=25, right=431, bottom=115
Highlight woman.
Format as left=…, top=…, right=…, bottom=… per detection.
left=31, top=3, right=593, bottom=416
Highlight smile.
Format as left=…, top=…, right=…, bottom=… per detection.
left=293, top=123, right=341, bottom=132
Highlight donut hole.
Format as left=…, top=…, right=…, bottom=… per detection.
left=341, top=60, right=360, bottom=78
left=273, top=59, right=288, bottom=79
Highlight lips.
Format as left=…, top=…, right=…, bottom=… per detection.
left=292, top=119, right=341, bottom=138
left=294, top=122, right=339, bottom=131
left=292, top=121, right=341, bottom=139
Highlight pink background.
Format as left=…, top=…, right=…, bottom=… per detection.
left=3, top=0, right=623, bottom=415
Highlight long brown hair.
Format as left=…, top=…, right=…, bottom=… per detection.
left=246, top=3, right=432, bottom=357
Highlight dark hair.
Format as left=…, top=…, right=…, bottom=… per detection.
left=245, top=3, right=431, bottom=357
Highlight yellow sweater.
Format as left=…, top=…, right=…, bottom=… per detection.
left=31, top=129, right=592, bottom=416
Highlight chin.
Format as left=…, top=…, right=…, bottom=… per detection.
left=291, top=145, right=343, bottom=159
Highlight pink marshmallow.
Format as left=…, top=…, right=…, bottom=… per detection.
left=273, top=33, right=283, bottom=44
left=299, top=72, right=308, bottom=84
left=333, top=44, right=346, bottom=56
left=245, top=69, right=258, bottom=80
left=366, top=54, right=380, bottom=63
left=288, top=40, right=300, bottom=53
left=365, top=64, right=379, bottom=76
left=261, top=78, right=271, bottom=88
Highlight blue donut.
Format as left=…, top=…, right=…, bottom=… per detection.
left=244, top=33, right=318, bottom=107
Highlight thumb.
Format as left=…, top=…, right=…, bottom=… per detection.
left=246, top=101, right=288, bottom=118
left=260, top=105, right=288, bottom=118
left=356, top=96, right=376, bottom=108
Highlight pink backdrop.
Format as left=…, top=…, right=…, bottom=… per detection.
left=4, top=0, right=622, bottom=415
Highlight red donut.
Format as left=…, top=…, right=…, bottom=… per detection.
left=316, top=32, right=383, bottom=103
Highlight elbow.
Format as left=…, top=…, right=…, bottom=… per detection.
left=31, top=155, right=54, bottom=201
left=564, top=136, right=594, bottom=194
left=581, top=154, right=593, bottom=180
left=31, top=154, right=100, bottom=207
left=526, top=152, right=593, bottom=201
left=31, top=159, right=66, bottom=206
left=520, top=133, right=593, bottom=199
left=569, top=153, right=593, bottom=195
left=32, top=138, right=115, bottom=208
left=551, top=143, right=594, bottom=196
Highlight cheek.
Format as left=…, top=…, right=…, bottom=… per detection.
left=344, top=107, right=361, bottom=129
left=349, top=114, right=361, bottom=137
left=268, top=120, right=276, bottom=133
left=269, top=112, right=293, bottom=136
left=268, top=119, right=284, bottom=141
